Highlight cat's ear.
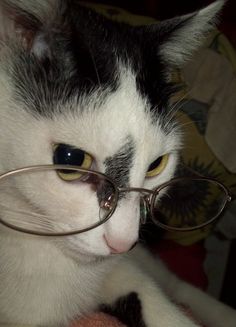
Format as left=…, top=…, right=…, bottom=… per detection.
left=150, top=0, right=224, bottom=67
left=0, top=0, right=58, bottom=59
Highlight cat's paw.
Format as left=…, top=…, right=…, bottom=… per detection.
left=132, top=291, right=199, bottom=327
left=101, top=292, right=146, bottom=327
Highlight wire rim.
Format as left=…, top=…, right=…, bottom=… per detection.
left=0, top=164, right=232, bottom=236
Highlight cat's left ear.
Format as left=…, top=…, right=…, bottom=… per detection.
left=0, top=0, right=58, bottom=60
left=147, top=0, right=224, bottom=68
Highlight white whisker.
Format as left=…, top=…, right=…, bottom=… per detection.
left=88, top=45, right=102, bottom=90
left=0, top=203, right=54, bottom=232
left=165, top=90, right=190, bottom=120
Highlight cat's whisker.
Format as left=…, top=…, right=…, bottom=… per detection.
left=164, top=82, right=205, bottom=130
left=88, top=45, right=102, bottom=90
left=172, top=119, right=204, bottom=134
left=162, top=102, right=188, bottom=132
left=0, top=203, right=49, bottom=219
left=180, top=144, right=202, bottom=151
left=164, top=89, right=191, bottom=120
left=182, top=120, right=203, bottom=127
left=0, top=204, right=55, bottom=232
left=162, top=84, right=199, bottom=131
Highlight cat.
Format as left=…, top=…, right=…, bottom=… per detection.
left=0, top=0, right=235, bottom=326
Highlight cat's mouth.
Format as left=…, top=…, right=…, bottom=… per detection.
left=57, top=241, right=109, bottom=263
left=54, top=233, right=112, bottom=260
left=103, top=234, right=137, bottom=254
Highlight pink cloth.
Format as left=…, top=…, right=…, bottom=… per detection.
left=69, top=309, right=204, bottom=327
left=70, top=312, right=126, bottom=327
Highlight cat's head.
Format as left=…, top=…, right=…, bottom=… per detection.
left=0, top=0, right=223, bottom=258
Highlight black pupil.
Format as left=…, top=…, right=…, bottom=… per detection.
left=148, top=156, right=162, bottom=172
left=53, top=144, right=85, bottom=173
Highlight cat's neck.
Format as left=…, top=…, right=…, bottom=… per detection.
left=0, top=229, right=111, bottom=273
left=0, top=231, right=114, bottom=325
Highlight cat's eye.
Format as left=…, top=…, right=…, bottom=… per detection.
left=146, top=154, right=169, bottom=178
left=53, top=144, right=93, bottom=181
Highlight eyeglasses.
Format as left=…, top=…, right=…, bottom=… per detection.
left=0, top=165, right=232, bottom=236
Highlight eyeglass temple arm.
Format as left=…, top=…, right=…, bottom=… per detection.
left=118, top=187, right=156, bottom=195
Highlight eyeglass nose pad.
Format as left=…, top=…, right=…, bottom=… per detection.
left=140, top=197, right=149, bottom=225
left=100, top=194, right=113, bottom=210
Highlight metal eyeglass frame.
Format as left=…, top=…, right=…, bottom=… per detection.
left=0, top=164, right=232, bottom=237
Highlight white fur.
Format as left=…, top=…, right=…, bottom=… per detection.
left=0, top=61, right=235, bottom=327
left=129, top=245, right=236, bottom=327
left=0, top=61, right=183, bottom=325
left=159, top=0, right=225, bottom=67
left=1, top=1, right=236, bottom=327
left=0, top=63, right=179, bottom=253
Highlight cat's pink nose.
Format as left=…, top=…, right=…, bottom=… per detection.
left=104, top=234, right=137, bottom=254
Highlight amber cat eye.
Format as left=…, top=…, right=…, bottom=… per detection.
left=146, top=154, right=169, bottom=178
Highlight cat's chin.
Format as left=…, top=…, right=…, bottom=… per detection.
left=55, top=239, right=112, bottom=263
left=63, top=247, right=111, bottom=264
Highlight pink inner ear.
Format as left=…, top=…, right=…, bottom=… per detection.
left=15, top=25, right=36, bottom=50
left=13, top=14, right=39, bottom=51
left=0, top=2, right=41, bottom=51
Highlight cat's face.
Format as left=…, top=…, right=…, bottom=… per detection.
left=0, top=62, right=180, bottom=258
left=0, top=0, right=223, bottom=258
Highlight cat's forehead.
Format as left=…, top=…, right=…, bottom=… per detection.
left=50, top=65, right=166, bottom=159
left=4, top=4, right=181, bottom=167
left=2, top=0, right=222, bottom=130
left=9, top=6, right=171, bottom=121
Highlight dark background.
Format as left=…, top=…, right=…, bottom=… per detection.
left=87, top=0, right=236, bottom=47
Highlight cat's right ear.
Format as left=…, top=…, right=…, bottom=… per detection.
left=0, top=0, right=58, bottom=60
left=144, top=0, right=224, bottom=68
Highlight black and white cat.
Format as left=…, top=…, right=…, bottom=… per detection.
left=0, top=0, right=235, bottom=326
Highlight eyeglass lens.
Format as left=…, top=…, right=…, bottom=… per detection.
left=0, top=167, right=229, bottom=235
left=151, top=178, right=228, bottom=229
left=0, top=167, right=117, bottom=235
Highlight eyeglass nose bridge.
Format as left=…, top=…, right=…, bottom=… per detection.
left=100, top=194, right=115, bottom=211
left=118, top=187, right=155, bottom=225
left=139, top=195, right=152, bottom=225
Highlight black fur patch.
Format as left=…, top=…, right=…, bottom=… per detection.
left=104, top=137, right=135, bottom=190
left=9, top=1, right=180, bottom=122
left=100, top=292, right=147, bottom=327
left=96, top=137, right=134, bottom=206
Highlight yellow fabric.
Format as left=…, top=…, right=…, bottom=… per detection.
left=168, top=112, right=236, bottom=245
